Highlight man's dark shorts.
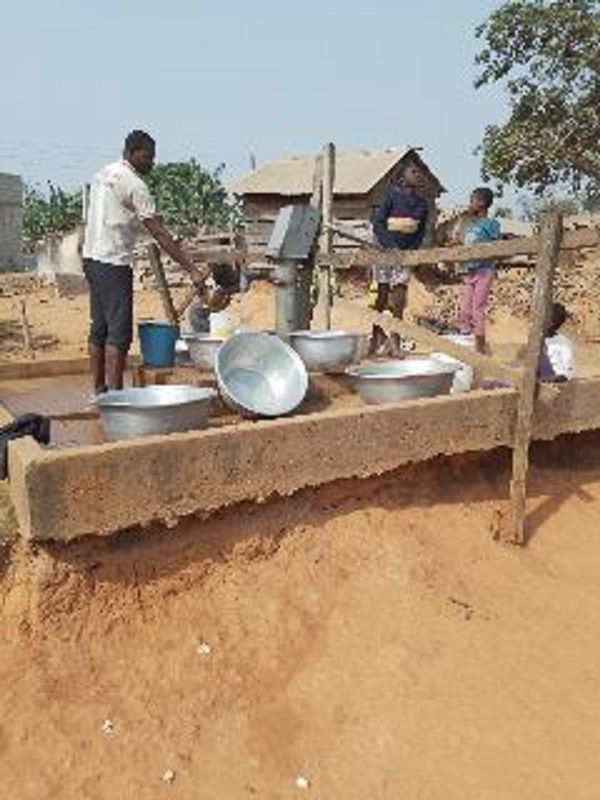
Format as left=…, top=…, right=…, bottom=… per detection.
left=83, top=259, right=133, bottom=351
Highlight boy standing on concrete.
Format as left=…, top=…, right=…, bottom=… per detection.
left=458, top=187, right=500, bottom=353
left=370, top=164, right=429, bottom=355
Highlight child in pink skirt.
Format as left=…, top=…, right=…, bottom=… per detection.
left=458, top=187, right=500, bottom=353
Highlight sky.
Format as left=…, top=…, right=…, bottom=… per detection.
left=0, top=0, right=506, bottom=205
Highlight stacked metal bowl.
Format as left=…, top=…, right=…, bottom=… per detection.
left=96, top=385, right=217, bottom=441
left=289, top=330, right=361, bottom=373
left=346, top=359, right=457, bottom=404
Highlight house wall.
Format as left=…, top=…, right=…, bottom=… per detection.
left=37, top=225, right=84, bottom=279
left=0, top=173, right=23, bottom=270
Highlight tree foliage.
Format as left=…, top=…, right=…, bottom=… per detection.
left=518, top=195, right=581, bottom=222
left=475, top=0, right=600, bottom=198
left=23, top=184, right=82, bottom=244
left=23, top=159, right=240, bottom=246
left=146, top=160, right=241, bottom=233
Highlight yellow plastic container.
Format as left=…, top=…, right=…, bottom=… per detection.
left=387, top=217, right=419, bottom=234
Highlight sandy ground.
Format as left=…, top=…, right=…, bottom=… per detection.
left=0, top=270, right=531, bottom=363
left=2, top=441, right=600, bottom=799
left=1, top=271, right=598, bottom=375
left=1, top=271, right=600, bottom=798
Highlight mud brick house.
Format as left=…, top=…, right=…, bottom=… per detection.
left=232, top=147, right=444, bottom=250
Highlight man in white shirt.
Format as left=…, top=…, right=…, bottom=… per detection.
left=83, top=129, right=209, bottom=393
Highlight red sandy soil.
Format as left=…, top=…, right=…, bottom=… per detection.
left=2, top=270, right=600, bottom=799
left=2, top=441, right=600, bottom=800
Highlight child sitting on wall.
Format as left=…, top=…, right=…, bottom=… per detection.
left=538, top=302, right=575, bottom=382
left=483, top=302, right=575, bottom=391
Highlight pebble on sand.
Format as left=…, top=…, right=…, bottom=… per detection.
left=162, top=769, right=176, bottom=784
left=295, top=775, right=310, bottom=790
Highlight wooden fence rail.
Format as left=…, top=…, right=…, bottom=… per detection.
left=188, top=223, right=599, bottom=273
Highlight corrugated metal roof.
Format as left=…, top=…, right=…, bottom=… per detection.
left=232, top=147, right=440, bottom=196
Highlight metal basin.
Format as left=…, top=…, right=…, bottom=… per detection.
left=181, top=333, right=224, bottom=371
left=216, top=332, right=308, bottom=417
left=442, top=333, right=476, bottom=349
left=431, top=352, right=474, bottom=394
left=96, top=385, right=217, bottom=441
left=431, top=334, right=476, bottom=394
left=346, top=359, right=456, bottom=405
left=289, top=330, right=361, bottom=373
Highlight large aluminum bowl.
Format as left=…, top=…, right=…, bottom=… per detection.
left=346, top=359, right=456, bottom=405
left=289, top=330, right=361, bottom=373
left=181, top=333, right=224, bottom=371
left=216, top=332, right=308, bottom=417
left=96, top=385, right=217, bottom=441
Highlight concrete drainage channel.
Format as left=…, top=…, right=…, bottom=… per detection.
left=3, top=358, right=600, bottom=543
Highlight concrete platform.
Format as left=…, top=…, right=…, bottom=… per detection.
left=7, top=378, right=600, bottom=542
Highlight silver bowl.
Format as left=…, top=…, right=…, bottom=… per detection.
left=181, top=333, right=224, bottom=371
left=346, top=359, right=456, bottom=405
left=289, top=330, right=361, bottom=373
left=216, top=332, right=308, bottom=417
left=96, top=385, right=217, bottom=441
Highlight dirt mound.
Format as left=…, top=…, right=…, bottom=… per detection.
left=2, top=437, right=600, bottom=799
left=419, top=246, right=600, bottom=339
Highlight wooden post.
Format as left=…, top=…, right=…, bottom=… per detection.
left=317, top=143, right=335, bottom=329
left=310, top=154, right=324, bottom=210
left=18, top=299, right=35, bottom=360
left=147, top=243, right=179, bottom=325
left=505, top=211, right=563, bottom=545
left=174, top=285, right=200, bottom=321
left=297, top=155, right=324, bottom=330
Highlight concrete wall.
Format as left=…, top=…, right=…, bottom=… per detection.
left=0, top=173, right=23, bottom=271
left=8, top=378, right=600, bottom=543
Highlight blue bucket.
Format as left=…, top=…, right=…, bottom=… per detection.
left=138, top=321, right=180, bottom=367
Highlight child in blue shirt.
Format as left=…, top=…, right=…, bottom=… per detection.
left=458, top=187, right=501, bottom=353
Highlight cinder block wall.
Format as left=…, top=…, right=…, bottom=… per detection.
left=0, top=173, right=23, bottom=270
